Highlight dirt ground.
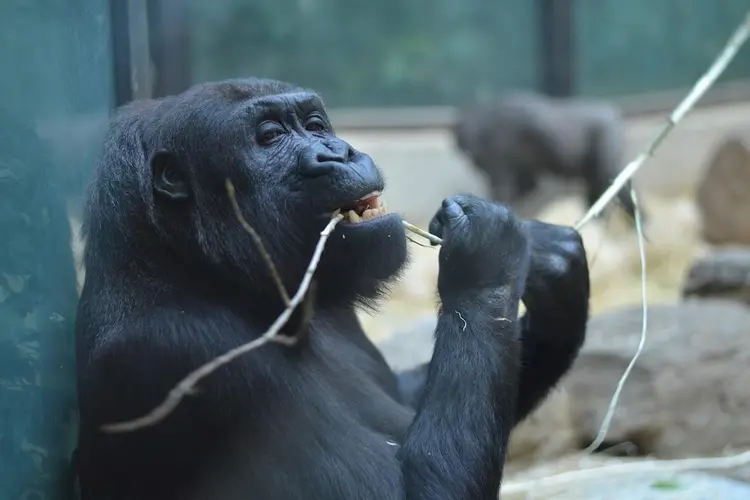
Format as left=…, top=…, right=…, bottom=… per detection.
left=337, top=101, right=750, bottom=342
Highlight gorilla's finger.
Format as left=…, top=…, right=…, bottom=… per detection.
left=441, top=197, right=466, bottom=218
left=428, top=197, right=465, bottom=244
left=428, top=215, right=443, bottom=245
left=428, top=205, right=449, bottom=242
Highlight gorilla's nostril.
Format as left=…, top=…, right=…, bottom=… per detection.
left=316, top=150, right=346, bottom=164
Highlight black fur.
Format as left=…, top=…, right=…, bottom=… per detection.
left=74, top=78, right=590, bottom=500
left=453, top=91, right=642, bottom=223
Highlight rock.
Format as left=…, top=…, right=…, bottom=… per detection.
left=377, top=300, right=750, bottom=479
left=504, top=388, right=577, bottom=466
left=681, top=247, right=750, bottom=305
left=564, top=299, right=750, bottom=483
left=696, top=134, right=750, bottom=245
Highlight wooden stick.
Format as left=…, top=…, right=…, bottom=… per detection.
left=402, top=220, right=443, bottom=245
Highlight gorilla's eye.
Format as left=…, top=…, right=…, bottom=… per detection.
left=257, top=121, right=285, bottom=145
left=304, top=115, right=328, bottom=133
left=163, top=165, right=178, bottom=185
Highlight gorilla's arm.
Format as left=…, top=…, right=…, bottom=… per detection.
left=396, top=196, right=529, bottom=498
left=395, top=220, right=589, bottom=425
left=512, top=220, right=589, bottom=422
left=75, top=310, right=248, bottom=499
left=398, top=292, right=519, bottom=497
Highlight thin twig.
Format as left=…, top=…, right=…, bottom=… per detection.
left=583, top=188, right=648, bottom=453
left=402, top=220, right=443, bottom=245
left=572, top=9, right=750, bottom=452
left=226, top=179, right=291, bottom=305
left=101, top=214, right=344, bottom=433
left=283, top=279, right=318, bottom=345
left=501, top=449, right=750, bottom=496
left=509, top=15, right=750, bottom=492
left=406, top=234, right=436, bottom=248
left=574, top=10, right=750, bottom=230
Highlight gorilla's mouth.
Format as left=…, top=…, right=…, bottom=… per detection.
left=333, top=191, right=389, bottom=223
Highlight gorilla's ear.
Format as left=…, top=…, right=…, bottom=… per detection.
left=151, top=150, right=190, bottom=200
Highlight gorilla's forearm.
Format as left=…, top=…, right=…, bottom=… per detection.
left=397, top=291, right=521, bottom=499
left=393, top=307, right=586, bottom=427
left=513, top=306, right=586, bottom=424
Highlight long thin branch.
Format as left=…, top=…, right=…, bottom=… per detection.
left=101, top=214, right=344, bottom=433
left=226, top=179, right=290, bottom=306
left=402, top=220, right=443, bottom=245
left=583, top=188, right=648, bottom=454
left=572, top=10, right=750, bottom=452
left=575, top=10, right=750, bottom=230
left=503, top=13, right=750, bottom=494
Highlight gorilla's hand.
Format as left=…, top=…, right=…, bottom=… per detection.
left=428, top=195, right=530, bottom=304
left=521, top=220, right=589, bottom=317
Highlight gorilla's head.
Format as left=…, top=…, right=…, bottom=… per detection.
left=82, top=78, right=409, bottom=315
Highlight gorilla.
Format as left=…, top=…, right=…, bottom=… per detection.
left=453, top=91, right=641, bottom=222
left=73, top=78, right=590, bottom=500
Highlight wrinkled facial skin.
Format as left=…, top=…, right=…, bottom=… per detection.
left=86, top=78, right=408, bottom=315
left=228, top=89, right=409, bottom=306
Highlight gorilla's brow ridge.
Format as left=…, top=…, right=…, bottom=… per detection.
left=245, top=92, right=325, bottom=119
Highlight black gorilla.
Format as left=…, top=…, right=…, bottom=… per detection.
left=74, top=78, right=590, bottom=500
left=453, top=91, right=641, bottom=222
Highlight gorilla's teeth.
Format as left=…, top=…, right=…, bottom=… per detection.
left=347, top=210, right=361, bottom=223
left=361, top=208, right=379, bottom=221
left=340, top=199, right=388, bottom=223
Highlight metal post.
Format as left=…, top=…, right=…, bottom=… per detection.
left=148, top=0, right=192, bottom=97
left=109, top=0, right=153, bottom=105
left=538, top=0, right=575, bottom=97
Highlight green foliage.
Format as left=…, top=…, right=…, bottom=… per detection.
left=187, top=0, right=538, bottom=108
left=651, top=479, right=682, bottom=491
left=187, top=0, right=750, bottom=108
left=575, top=0, right=750, bottom=97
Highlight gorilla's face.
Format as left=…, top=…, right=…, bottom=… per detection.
left=118, top=79, right=408, bottom=310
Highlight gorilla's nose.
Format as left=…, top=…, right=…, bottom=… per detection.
left=300, top=141, right=355, bottom=177
left=316, top=148, right=347, bottom=164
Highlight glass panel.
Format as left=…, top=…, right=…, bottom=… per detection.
left=0, top=2, right=114, bottom=498
left=575, top=0, right=750, bottom=97
left=186, top=0, right=539, bottom=108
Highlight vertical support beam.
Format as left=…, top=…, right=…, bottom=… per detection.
left=109, top=0, right=132, bottom=106
left=148, top=0, right=192, bottom=98
left=109, top=0, right=153, bottom=106
left=538, top=0, right=575, bottom=97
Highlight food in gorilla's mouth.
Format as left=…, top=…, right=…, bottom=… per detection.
left=332, top=191, right=388, bottom=223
